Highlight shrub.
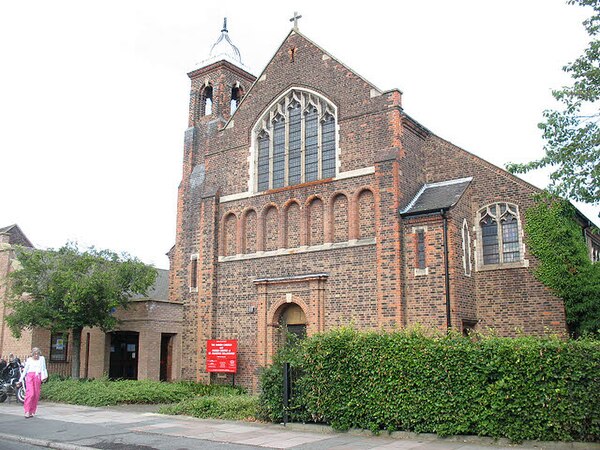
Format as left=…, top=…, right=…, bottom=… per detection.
left=259, top=328, right=600, bottom=442
left=41, top=377, right=243, bottom=407
left=257, top=337, right=311, bottom=423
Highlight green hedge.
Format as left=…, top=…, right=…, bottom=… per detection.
left=259, top=328, right=600, bottom=442
left=42, top=378, right=243, bottom=407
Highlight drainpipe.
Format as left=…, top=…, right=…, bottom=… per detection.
left=441, top=209, right=451, bottom=330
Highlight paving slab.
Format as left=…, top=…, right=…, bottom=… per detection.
left=0, top=401, right=598, bottom=450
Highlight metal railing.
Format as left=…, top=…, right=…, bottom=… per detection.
left=1, top=355, right=72, bottom=378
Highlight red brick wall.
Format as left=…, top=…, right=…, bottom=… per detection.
left=401, top=216, right=448, bottom=331
left=308, top=197, right=324, bottom=246
left=421, top=134, right=566, bottom=335
left=171, top=31, right=568, bottom=392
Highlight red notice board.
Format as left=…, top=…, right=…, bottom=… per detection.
left=206, top=339, right=237, bottom=373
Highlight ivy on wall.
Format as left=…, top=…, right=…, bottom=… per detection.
left=525, top=194, right=600, bottom=336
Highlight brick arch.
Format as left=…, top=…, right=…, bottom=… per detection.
left=268, top=298, right=310, bottom=325
left=241, top=208, right=258, bottom=254
left=221, top=212, right=238, bottom=256
left=197, top=82, right=213, bottom=118
left=330, top=192, right=349, bottom=243
left=283, top=199, right=302, bottom=249
left=354, top=188, right=376, bottom=240
left=267, top=299, right=310, bottom=358
left=305, top=195, right=325, bottom=246
left=261, top=203, right=280, bottom=252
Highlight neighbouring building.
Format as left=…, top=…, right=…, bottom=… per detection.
left=168, top=20, right=600, bottom=392
left=0, top=225, right=181, bottom=381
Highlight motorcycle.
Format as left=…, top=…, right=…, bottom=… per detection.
left=0, top=357, right=26, bottom=403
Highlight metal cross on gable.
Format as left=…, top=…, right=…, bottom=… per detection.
left=289, top=11, right=302, bottom=30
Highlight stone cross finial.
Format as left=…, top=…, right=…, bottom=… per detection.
left=289, top=12, right=302, bottom=30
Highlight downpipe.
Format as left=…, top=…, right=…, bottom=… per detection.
left=441, top=209, right=451, bottom=330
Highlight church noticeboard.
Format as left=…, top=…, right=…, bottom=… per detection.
left=206, top=340, right=237, bottom=373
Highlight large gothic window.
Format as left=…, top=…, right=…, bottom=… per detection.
left=477, top=203, right=523, bottom=267
left=254, top=89, right=337, bottom=192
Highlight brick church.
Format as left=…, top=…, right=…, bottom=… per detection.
left=168, top=19, right=599, bottom=390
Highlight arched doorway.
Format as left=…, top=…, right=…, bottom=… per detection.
left=278, top=303, right=307, bottom=347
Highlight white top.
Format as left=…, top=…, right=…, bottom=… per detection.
left=20, top=356, right=47, bottom=381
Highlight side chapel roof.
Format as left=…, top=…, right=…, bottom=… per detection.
left=400, top=178, right=472, bottom=217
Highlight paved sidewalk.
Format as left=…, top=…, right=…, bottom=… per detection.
left=0, top=402, right=597, bottom=450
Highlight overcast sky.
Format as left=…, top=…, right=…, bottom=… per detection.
left=1, top=0, right=597, bottom=269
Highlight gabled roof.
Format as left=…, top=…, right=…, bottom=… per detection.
left=400, top=178, right=472, bottom=217
left=222, top=28, right=388, bottom=128
left=0, top=224, right=34, bottom=248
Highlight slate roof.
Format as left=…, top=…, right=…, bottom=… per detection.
left=0, top=224, right=34, bottom=248
left=134, top=268, right=169, bottom=301
left=400, top=178, right=472, bottom=216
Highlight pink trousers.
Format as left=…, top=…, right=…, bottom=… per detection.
left=23, top=372, right=41, bottom=415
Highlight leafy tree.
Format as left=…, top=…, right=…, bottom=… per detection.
left=525, top=195, right=600, bottom=335
left=507, top=0, right=600, bottom=205
left=6, top=243, right=156, bottom=379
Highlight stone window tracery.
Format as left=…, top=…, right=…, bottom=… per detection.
left=253, top=89, right=337, bottom=192
left=477, top=202, right=523, bottom=268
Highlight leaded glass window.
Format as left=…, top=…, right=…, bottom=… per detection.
left=254, top=89, right=337, bottom=192
left=416, top=230, right=426, bottom=269
left=272, top=116, right=285, bottom=189
left=478, top=203, right=522, bottom=266
left=257, top=131, right=270, bottom=192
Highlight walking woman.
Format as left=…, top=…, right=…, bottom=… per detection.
left=19, top=347, right=48, bottom=418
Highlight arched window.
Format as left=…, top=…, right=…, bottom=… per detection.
left=253, top=89, right=337, bottom=192
left=477, top=203, right=523, bottom=267
left=202, top=85, right=213, bottom=116
left=231, top=85, right=242, bottom=115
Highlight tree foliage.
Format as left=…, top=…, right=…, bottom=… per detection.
left=507, top=0, right=600, bottom=204
left=525, top=195, right=600, bottom=335
left=6, top=243, right=156, bottom=378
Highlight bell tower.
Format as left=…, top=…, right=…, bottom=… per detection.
left=170, top=19, right=256, bottom=381
left=188, top=18, right=254, bottom=126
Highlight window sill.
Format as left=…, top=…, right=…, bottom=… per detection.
left=476, top=259, right=529, bottom=272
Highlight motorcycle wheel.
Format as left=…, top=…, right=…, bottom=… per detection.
left=16, top=386, right=25, bottom=404
left=0, top=391, right=7, bottom=403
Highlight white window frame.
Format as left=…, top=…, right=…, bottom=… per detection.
left=474, top=202, right=529, bottom=271
left=461, top=219, right=472, bottom=276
